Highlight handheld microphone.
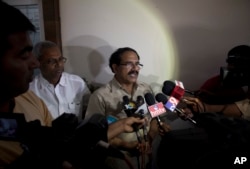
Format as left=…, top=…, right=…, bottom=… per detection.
left=137, top=109, right=148, bottom=142
left=144, top=93, right=166, bottom=127
left=136, top=95, right=145, bottom=107
left=122, top=95, right=142, bottom=143
left=163, top=80, right=196, bottom=96
left=163, top=80, right=195, bottom=112
left=155, top=93, right=196, bottom=124
left=122, top=96, right=137, bottom=117
left=162, top=80, right=185, bottom=100
left=134, top=95, right=148, bottom=117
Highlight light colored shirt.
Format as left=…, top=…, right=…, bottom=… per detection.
left=0, top=90, right=53, bottom=168
left=85, top=77, right=153, bottom=141
left=29, top=72, right=91, bottom=120
left=235, top=98, right=250, bottom=120
left=85, top=77, right=154, bottom=169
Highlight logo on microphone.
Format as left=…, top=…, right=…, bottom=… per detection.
left=166, top=80, right=185, bottom=110
left=124, top=101, right=136, bottom=109
left=165, top=96, right=180, bottom=112
left=148, top=102, right=166, bottom=118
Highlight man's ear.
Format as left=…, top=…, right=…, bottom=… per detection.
left=112, top=64, right=118, bottom=73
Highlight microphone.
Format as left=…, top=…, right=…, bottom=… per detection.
left=144, top=93, right=166, bottom=127
left=136, top=95, right=145, bottom=107
left=155, top=93, right=196, bottom=124
left=134, top=95, right=148, bottom=117
left=137, top=109, right=148, bottom=142
left=122, top=95, right=142, bottom=143
left=162, top=80, right=191, bottom=111
left=163, top=80, right=196, bottom=96
left=122, top=96, right=137, bottom=117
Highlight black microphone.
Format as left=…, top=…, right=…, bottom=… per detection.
left=144, top=93, right=166, bottom=128
left=122, top=95, right=142, bottom=143
left=163, top=80, right=196, bottom=96
left=134, top=95, right=148, bottom=117
left=137, top=109, right=148, bottom=142
left=155, top=93, right=196, bottom=124
left=123, top=95, right=137, bottom=117
left=136, top=95, right=145, bottom=107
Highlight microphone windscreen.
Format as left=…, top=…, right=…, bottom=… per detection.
left=155, top=93, right=168, bottom=104
left=136, top=95, right=144, bottom=106
left=122, top=95, right=129, bottom=104
left=162, top=80, right=175, bottom=95
left=144, top=93, right=156, bottom=106
left=163, top=80, right=175, bottom=87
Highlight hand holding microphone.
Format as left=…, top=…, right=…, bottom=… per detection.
left=122, top=95, right=148, bottom=127
left=181, top=96, right=207, bottom=119
left=161, top=80, right=198, bottom=123
left=155, top=93, right=196, bottom=124
left=162, top=80, right=206, bottom=114
left=122, top=95, right=144, bottom=143
left=123, top=116, right=146, bottom=133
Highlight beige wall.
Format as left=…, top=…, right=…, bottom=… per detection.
left=60, top=0, right=250, bottom=93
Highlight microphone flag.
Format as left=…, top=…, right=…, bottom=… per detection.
left=165, top=80, right=185, bottom=112
left=147, top=102, right=166, bottom=118
left=165, top=96, right=180, bottom=112
left=170, top=80, right=185, bottom=100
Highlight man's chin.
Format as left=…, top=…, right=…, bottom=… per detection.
left=129, top=77, right=138, bottom=82
left=127, top=80, right=137, bottom=85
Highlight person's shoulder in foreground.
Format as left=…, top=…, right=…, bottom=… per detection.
left=0, top=1, right=54, bottom=167
left=14, top=90, right=53, bottom=126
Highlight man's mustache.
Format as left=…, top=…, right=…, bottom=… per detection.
left=128, top=71, right=138, bottom=75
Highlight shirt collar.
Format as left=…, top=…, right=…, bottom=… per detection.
left=38, top=72, right=66, bottom=87
left=110, top=77, right=138, bottom=91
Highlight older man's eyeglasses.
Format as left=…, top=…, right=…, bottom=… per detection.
left=119, top=62, right=143, bottom=69
left=44, top=57, right=67, bottom=66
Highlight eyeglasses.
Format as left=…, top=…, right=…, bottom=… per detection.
left=119, top=62, right=143, bottom=69
left=43, top=57, right=67, bottom=66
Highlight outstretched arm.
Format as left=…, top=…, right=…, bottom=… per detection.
left=107, top=116, right=146, bottom=140
left=183, top=96, right=242, bottom=118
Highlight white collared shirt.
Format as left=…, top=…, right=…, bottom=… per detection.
left=29, top=72, right=91, bottom=119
